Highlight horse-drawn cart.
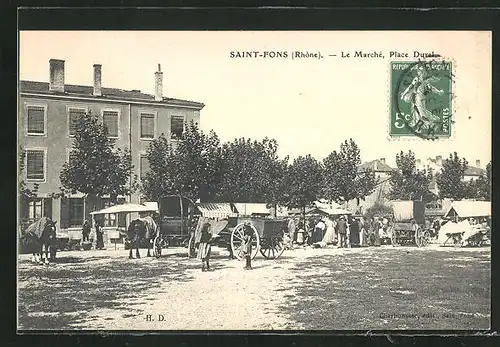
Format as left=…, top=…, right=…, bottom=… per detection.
left=188, top=215, right=287, bottom=260
left=389, top=201, right=431, bottom=247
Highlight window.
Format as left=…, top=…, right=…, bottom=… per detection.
left=26, top=149, right=45, bottom=181
left=28, top=199, right=43, bottom=220
left=140, top=113, right=155, bottom=139
left=27, top=105, right=45, bottom=135
left=27, top=198, right=52, bottom=221
left=140, top=155, right=150, bottom=178
left=170, top=116, right=184, bottom=140
left=103, top=110, right=119, bottom=137
left=68, top=198, right=84, bottom=228
left=101, top=198, right=116, bottom=227
left=68, top=108, right=86, bottom=136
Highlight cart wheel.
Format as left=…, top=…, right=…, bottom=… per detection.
left=260, top=236, right=285, bottom=259
left=153, top=235, right=162, bottom=258
left=188, top=235, right=197, bottom=258
left=420, top=230, right=430, bottom=247
left=231, top=223, right=260, bottom=261
left=415, top=227, right=425, bottom=247
left=391, top=228, right=398, bottom=247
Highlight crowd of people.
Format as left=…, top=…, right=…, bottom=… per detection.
left=284, top=214, right=394, bottom=249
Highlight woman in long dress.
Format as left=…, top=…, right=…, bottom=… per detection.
left=322, top=217, right=336, bottom=245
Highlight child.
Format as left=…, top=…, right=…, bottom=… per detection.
left=197, top=222, right=212, bottom=271
left=242, top=222, right=254, bottom=270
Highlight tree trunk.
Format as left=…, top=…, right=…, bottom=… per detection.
left=86, top=194, right=100, bottom=222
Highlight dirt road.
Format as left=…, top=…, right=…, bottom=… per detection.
left=17, top=244, right=490, bottom=330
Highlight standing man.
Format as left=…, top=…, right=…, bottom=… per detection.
left=82, top=219, right=91, bottom=242
left=336, top=216, right=347, bottom=248
left=372, top=217, right=381, bottom=246
left=242, top=222, right=254, bottom=270
left=287, top=217, right=296, bottom=249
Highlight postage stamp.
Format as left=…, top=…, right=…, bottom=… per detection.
left=390, top=60, right=453, bottom=139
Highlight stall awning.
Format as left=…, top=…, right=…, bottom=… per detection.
left=233, top=203, right=270, bottom=216
left=90, top=203, right=158, bottom=215
left=444, top=201, right=491, bottom=218
left=196, top=203, right=237, bottom=218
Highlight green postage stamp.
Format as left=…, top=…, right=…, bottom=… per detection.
left=390, top=60, right=453, bottom=139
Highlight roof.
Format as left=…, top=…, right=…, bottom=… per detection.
left=90, top=203, right=158, bottom=215
left=233, top=203, right=271, bottom=216
left=196, top=203, right=237, bottom=218
left=428, top=158, right=486, bottom=176
left=444, top=201, right=491, bottom=218
left=358, top=159, right=394, bottom=173
left=20, top=80, right=204, bottom=109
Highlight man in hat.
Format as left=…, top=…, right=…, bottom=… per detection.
left=336, top=216, right=347, bottom=248
left=242, top=222, right=254, bottom=270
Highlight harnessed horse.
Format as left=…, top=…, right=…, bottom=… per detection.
left=127, top=216, right=158, bottom=259
left=22, top=217, right=57, bottom=265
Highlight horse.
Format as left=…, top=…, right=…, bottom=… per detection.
left=22, top=217, right=57, bottom=265
left=126, top=216, right=158, bottom=259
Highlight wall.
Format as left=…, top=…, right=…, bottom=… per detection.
left=19, top=94, right=201, bottom=234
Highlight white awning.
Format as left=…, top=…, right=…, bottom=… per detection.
left=90, top=203, right=158, bottom=215
left=444, top=201, right=491, bottom=218
left=196, top=203, right=237, bottom=218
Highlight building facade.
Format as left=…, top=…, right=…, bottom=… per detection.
left=345, top=158, right=394, bottom=215
left=19, top=59, right=204, bottom=236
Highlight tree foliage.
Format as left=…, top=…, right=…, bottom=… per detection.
left=322, top=139, right=377, bottom=205
left=142, top=121, right=223, bottom=202
left=436, top=152, right=468, bottom=200
left=60, top=111, right=136, bottom=205
left=464, top=161, right=491, bottom=201
left=388, top=150, right=434, bottom=201
left=364, top=202, right=394, bottom=220
left=216, top=137, right=288, bottom=204
left=279, top=155, right=323, bottom=210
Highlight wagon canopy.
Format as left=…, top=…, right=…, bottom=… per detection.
left=90, top=203, right=158, bottom=215
left=196, top=203, right=237, bottom=218
left=443, top=201, right=491, bottom=219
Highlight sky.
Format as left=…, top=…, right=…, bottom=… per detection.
left=19, top=31, right=492, bottom=168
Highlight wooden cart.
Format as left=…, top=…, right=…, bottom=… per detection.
left=188, top=215, right=287, bottom=260
left=389, top=201, right=431, bottom=247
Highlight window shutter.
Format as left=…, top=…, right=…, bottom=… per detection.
left=27, top=106, right=45, bottom=134
left=103, top=111, right=118, bottom=137
left=44, top=198, right=52, bottom=219
left=20, top=197, right=29, bottom=219
left=60, top=197, right=69, bottom=229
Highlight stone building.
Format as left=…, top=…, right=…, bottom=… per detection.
left=19, top=59, right=204, bottom=236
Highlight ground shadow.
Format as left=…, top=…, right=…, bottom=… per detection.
left=18, top=253, right=198, bottom=330
left=277, top=248, right=490, bottom=330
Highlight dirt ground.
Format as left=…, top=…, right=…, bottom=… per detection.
left=17, top=243, right=490, bottom=331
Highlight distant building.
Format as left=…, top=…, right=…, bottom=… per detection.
left=346, top=158, right=394, bottom=215
left=19, top=59, right=204, bottom=238
left=416, top=156, right=487, bottom=196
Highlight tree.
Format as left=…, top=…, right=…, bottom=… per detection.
left=60, top=110, right=136, bottom=211
left=436, top=152, right=468, bottom=200
left=388, top=150, right=434, bottom=201
left=279, top=155, right=323, bottom=214
left=469, top=161, right=491, bottom=201
left=141, top=122, right=223, bottom=202
left=322, top=139, right=377, bottom=206
left=216, top=137, right=287, bottom=203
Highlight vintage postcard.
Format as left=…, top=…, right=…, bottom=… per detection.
left=17, top=30, right=491, bottom=331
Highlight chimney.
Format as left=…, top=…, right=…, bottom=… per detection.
left=476, top=159, right=481, bottom=168
left=155, top=64, right=163, bottom=101
left=380, top=158, right=386, bottom=164
left=93, top=64, right=102, bottom=96
left=49, top=59, right=65, bottom=92
left=436, top=155, right=443, bottom=166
